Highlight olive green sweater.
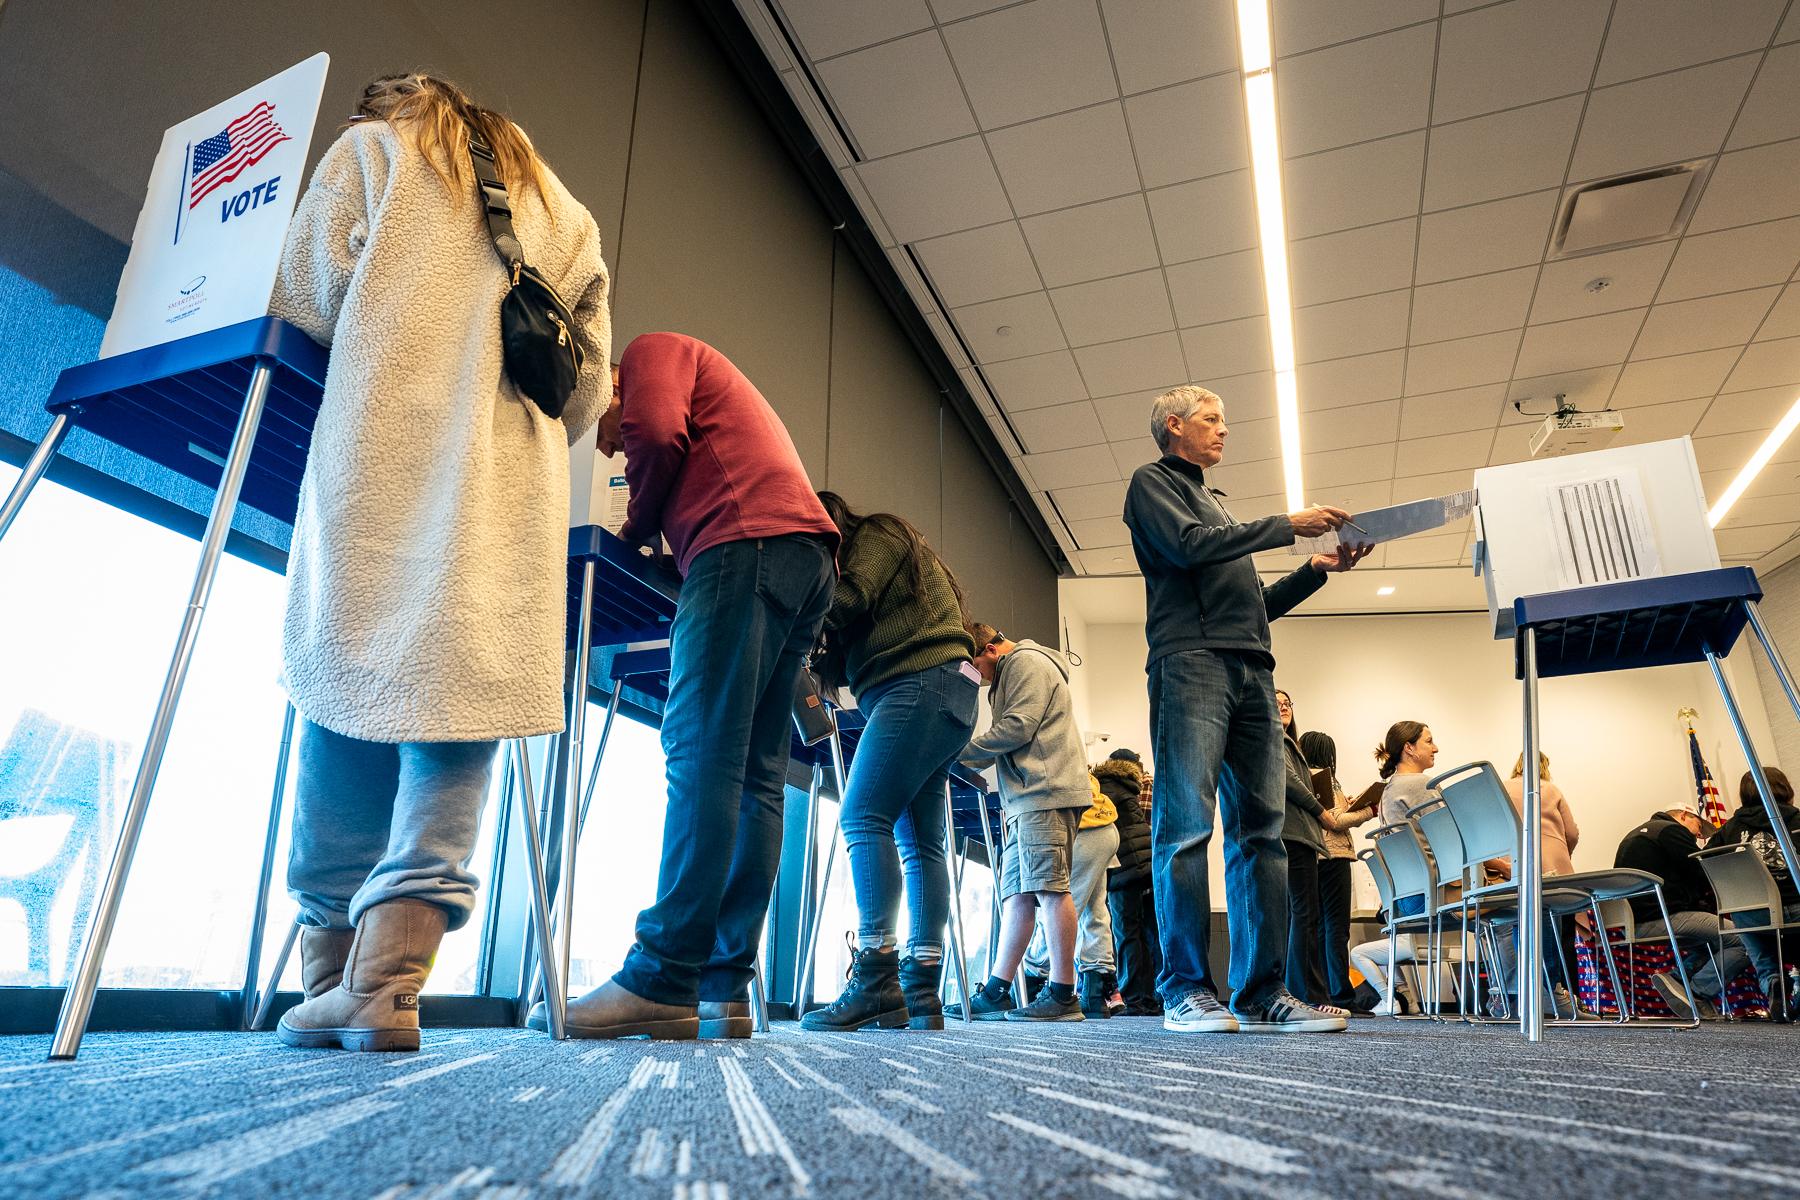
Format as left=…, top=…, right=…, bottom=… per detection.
left=825, top=523, right=975, bottom=700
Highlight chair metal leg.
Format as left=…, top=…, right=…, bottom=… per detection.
left=250, top=918, right=301, bottom=1032
left=943, top=783, right=973, bottom=1022
left=555, top=559, right=597, bottom=1009
left=1551, top=915, right=1580, bottom=1021
left=240, top=702, right=297, bottom=1029
left=797, top=815, right=840, bottom=1013
left=512, top=739, right=566, bottom=1038
left=0, top=411, right=71, bottom=544
left=1706, top=639, right=1800, bottom=892
left=576, top=685, right=622, bottom=837
left=1648, top=884, right=1700, bottom=1029
left=476, top=749, right=516, bottom=997
left=1588, top=899, right=1629, bottom=1025
left=792, top=763, right=824, bottom=1008
left=1519, top=625, right=1545, bottom=1043
left=50, top=361, right=276, bottom=1061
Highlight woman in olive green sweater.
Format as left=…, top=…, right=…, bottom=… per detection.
left=800, top=492, right=981, bottom=1033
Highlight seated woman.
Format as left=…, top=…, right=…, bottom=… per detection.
left=1708, top=766, right=1800, bottom=1017
left=1349, top=721, right=1441, bottom=1015
left=1503, top=752, right=1584, bottom=1005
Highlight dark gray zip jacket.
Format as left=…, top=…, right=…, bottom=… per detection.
left=1123, top=454, right=1326, bottom=669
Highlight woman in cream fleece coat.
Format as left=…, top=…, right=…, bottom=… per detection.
left=270, top=74, right=611, bottom=1053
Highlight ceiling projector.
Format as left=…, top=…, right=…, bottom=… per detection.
left=1526, top=396, right=1626, bottom=458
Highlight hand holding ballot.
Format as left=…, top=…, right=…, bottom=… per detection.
left=1311, top=542, right=1374, bottom=573
left=1288, top=504, right=1351, bottom=537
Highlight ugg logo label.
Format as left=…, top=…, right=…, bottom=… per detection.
left=395, top=994, right=418, bottom=1011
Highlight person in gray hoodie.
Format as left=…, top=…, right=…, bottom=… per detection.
left=951, top=623, right=1093, bottom=1022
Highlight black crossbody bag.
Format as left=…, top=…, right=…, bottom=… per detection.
left=466, top=128, right=583, bottom=418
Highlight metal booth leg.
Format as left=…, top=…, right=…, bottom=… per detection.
left=1518, top=626, right=1545, bottom=1043
left=241, top=702, right=298, bottom=1029
left=943, top=783, right=973, bottom=1022
left=555, top=559, right=597, bottom=1018
left=576, top=685, right=623, bottom=836
left=797, top=745, right=845, bottom=1013
left=1725, top=609, right=1800, bottom=882
left=750, top=952, right=770, bottom=1033
left=975, top=795, right=1003, bottom=981
left=512, top=739, right=567, bottom=1038
left=792, top=763, right=824, bottom=1009
left=0, top=411, right=72, bottom=544
left=250, top=918, right=302, bottom=1031
left=50, top=361, right=277, bottom=1060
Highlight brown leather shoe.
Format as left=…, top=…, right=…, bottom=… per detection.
left=561, top=979, right=698, bottom=1040
left=278, top=899, right=447, bottom=1051
left=299, top=926, right=355, bottom=999
left=698, top=1001, right=752, bottom=1039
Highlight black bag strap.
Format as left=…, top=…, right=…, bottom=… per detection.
left=467, top=127, right=525, bottom=272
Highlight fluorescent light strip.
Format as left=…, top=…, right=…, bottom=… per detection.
left=1708, top=391, right=1800, bottom=528
left=1237, top=0, right=1304, bottom=511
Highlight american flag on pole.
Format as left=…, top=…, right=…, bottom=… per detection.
left=1687, top=722, right=1728, bottom=827
left=188, top=101, right=289, bottom=208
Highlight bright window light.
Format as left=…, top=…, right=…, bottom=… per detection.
left=1708, top=392, right=1800, bottom=527
left=1237, top=0, right=1304, bottom=511
left=1376, top=585, right=1397, bottom=596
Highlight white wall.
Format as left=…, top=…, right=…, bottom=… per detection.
left=1063, top=608, right=1783, bottom=909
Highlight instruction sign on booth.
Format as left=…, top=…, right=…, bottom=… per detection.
left=100, top=53, right=329, bottom=359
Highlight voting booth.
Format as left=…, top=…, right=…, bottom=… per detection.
left=1472, top=438, right=1800, bottom=1041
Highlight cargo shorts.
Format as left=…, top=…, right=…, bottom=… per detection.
left=998, top=806, right=1082, bottom=900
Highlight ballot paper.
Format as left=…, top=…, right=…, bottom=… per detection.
left=1291, top=490, right=1476, bottom=555
left=1545, top=473, right=1661, bottom=588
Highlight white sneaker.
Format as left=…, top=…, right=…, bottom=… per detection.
left=1233, top=989, right=1348, bottom=1033
left=1162, top=989, right=1240, bottom=1033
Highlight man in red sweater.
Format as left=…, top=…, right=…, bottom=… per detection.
left=559, top=332, right=837, bottom=1039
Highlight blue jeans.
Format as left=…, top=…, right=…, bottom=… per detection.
left=1734, top=901, right=1800, bottom=992
left=839, top=660, right=980, bottom=959
left=1148, top=649, right=1289, bottom=1009
left=613, top=534, right=834, bottom=1006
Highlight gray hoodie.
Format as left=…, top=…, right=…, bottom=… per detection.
left=960, top=640, right=1092, bottom=815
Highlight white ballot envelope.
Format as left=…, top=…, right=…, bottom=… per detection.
left=1291, top=490, right=1476, bottom=555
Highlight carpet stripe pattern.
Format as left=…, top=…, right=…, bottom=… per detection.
left=1, top=1019, right=1797, bottom=1197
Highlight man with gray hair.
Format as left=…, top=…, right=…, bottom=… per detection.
left=1124, top=383, right=1367, bottom=1034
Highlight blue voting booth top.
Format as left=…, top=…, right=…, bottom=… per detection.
left=1512, top=566, right=1763, bottom=680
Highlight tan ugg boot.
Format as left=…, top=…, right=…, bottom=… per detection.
left=300, top=926, right=355, bottom=999
left=278, top=899, right=447, bottom=1051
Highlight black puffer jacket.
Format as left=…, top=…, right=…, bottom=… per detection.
left=1096, top=758, right=1151, bottom=890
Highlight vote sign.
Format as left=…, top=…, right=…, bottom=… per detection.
left=100, top=53, right=329, bottom=358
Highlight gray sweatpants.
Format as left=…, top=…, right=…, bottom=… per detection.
left=286, top=717, right=498, bottom=932
left=1024, top=821, right=1121, bottom=974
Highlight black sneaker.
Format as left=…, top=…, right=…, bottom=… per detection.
left=1162, top=989, right=1237, bottom=1033
left=1078, top=970, right=1113, bottom=1019
left=1232, top=988, right=1347, bottom=1033
left=944, top=985, right=1015, bottom=1021
left=898, top=957, right=944, bottom=1031
left=1004, top=987, right=1085, bottom=1022
left=800, top=947, right=907, bottom=1032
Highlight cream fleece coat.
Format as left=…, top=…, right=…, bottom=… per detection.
left=270, top=121, right=611, bottom=742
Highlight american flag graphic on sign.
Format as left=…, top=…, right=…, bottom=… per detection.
left=188, top=101, right=289, bottom=208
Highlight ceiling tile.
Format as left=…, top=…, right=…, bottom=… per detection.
left=816, top=32, right=979, bottom=158
left=1514, top=309, right=1646, bottom=378
left=839, top=167, right=895, bottom=245
left=1108, top=438, right=1162, bottom=480
left=958, top=366, right=996, bottom=413
left=1724, top=336, right=1800, bottom=393
left=1100, top=0, right=1238, bottom=93
left=1760, top=285, right=1800, bottom=341
left=1049, top=270, right=1176, bottom=346
left=1299, top=399, right=1403, bottom=451
left=1658, top=217, right=1800, bottom=301
left=1297, top=350, right=1406, bottom=410
left=1617, top=397, right=1711, bottom=445
left=1569, top=56, right=1759, bottom=183
left=1783, top=5, right=1800, bottom=43
left=1395, top=429, right=1496, bottom=475
left=857, top=138, right=1015, bottom=242
left=1008, top=399, right=1105, bottom=453
left=1596, top=0, right=1787, bottom=86
left=1613, top=348, right=1739, bottom=407
left=1277, top=24, right=1436, bottom=158
left=1284, top=134, right=1427, bottom=239
left=1385, top=531, right=1471, bottom=567
left=1069, top=513, right=1135, bottom=550
left=1399, top=384, right=1510, bottom=438
left=1272, top=0, right=1438, bottom=57
left=780, top=0, right=935, bottom=59
left=1296, top=291, right=1412, bottom=363
left=1423, top=97, right=1583, bottom=212
left=1050, top=477, right=1131, bottom=521
left=1290, top=219, right=1418, bottom=306
left=1073, top=331, right=1189, bottom=396
left=983, top=350, right=1090, bottom=411
left=1207, top=456, right=1287, bottom=499
left=988, top=102, right=1141, bottom=216
left=1529, top=241, right=1677, bottom=323
left=1075, top=546, right=1141, bottom=574
left=1504, top=364, right=1622, bottom=411
left=1213, top=414, right=1282, bottom=463
left=1404, top=330, right=1520, bottom=394
left=1432, top=0, right=1611, bottom=124
left=928, top=313, right=970, bottom=368
left=1146, top=172, right=1258, bottom=264
left=1123, top=74, right=1246, bottom=190
left=1415, top=191, right=1559, bottom=285
left=1093, top=389, right=1165, bottom=443
left=1689, top=140, right=1800, bottom=234
left=1306, top=442, right=1398, bottom=489
left=951, top=291, right=1068, bottom=361
left=1696, top=385, right=1800, bottom=437
left=1632, top=288, right=1782, bottom=360
left=1692, top=429, right=1800, bottom=476
left=1022, top=194, right=1161, bottom=287
left=941, top=0, right=1120, bottom=127
left=1487, top=423, right=1539, bottom=466
left=1715, top=523, right=1800, bottom=559
left=1728, top=43, right=1800, bottom=149
left=1179, top=316, right=1273, bottom=379
left=1166, top=250, right=1268, bottom=326
left=928, top=0, right=1017, bottom=20
left=912, top=222, right=1044, bottom=307
left=1205, top=371, right=1278, bottom=417
left=1392, top=468, right=1481, bottom=503
left=1409, top=267, right=1538, bottom=345
left=1324, top=480, right=1398, bottom=515
left=1716, top=488, right=1800, bottom=530
left=1023, top=444, right=1127, bottom=488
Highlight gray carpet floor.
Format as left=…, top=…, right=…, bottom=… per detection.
left=0, top=1018, right=1796, bottom=1198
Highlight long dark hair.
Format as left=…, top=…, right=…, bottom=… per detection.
left=817, top=491, right=969, bottom=622
left=1299, top=730, right=1336, bottom=777
left=1376, top=721, right=1426, bottom=779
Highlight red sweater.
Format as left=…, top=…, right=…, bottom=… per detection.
left=619, top=332, right=837, bottom=575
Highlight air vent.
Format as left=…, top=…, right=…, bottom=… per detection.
left=1550, top=162, right=1710, bottom=258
